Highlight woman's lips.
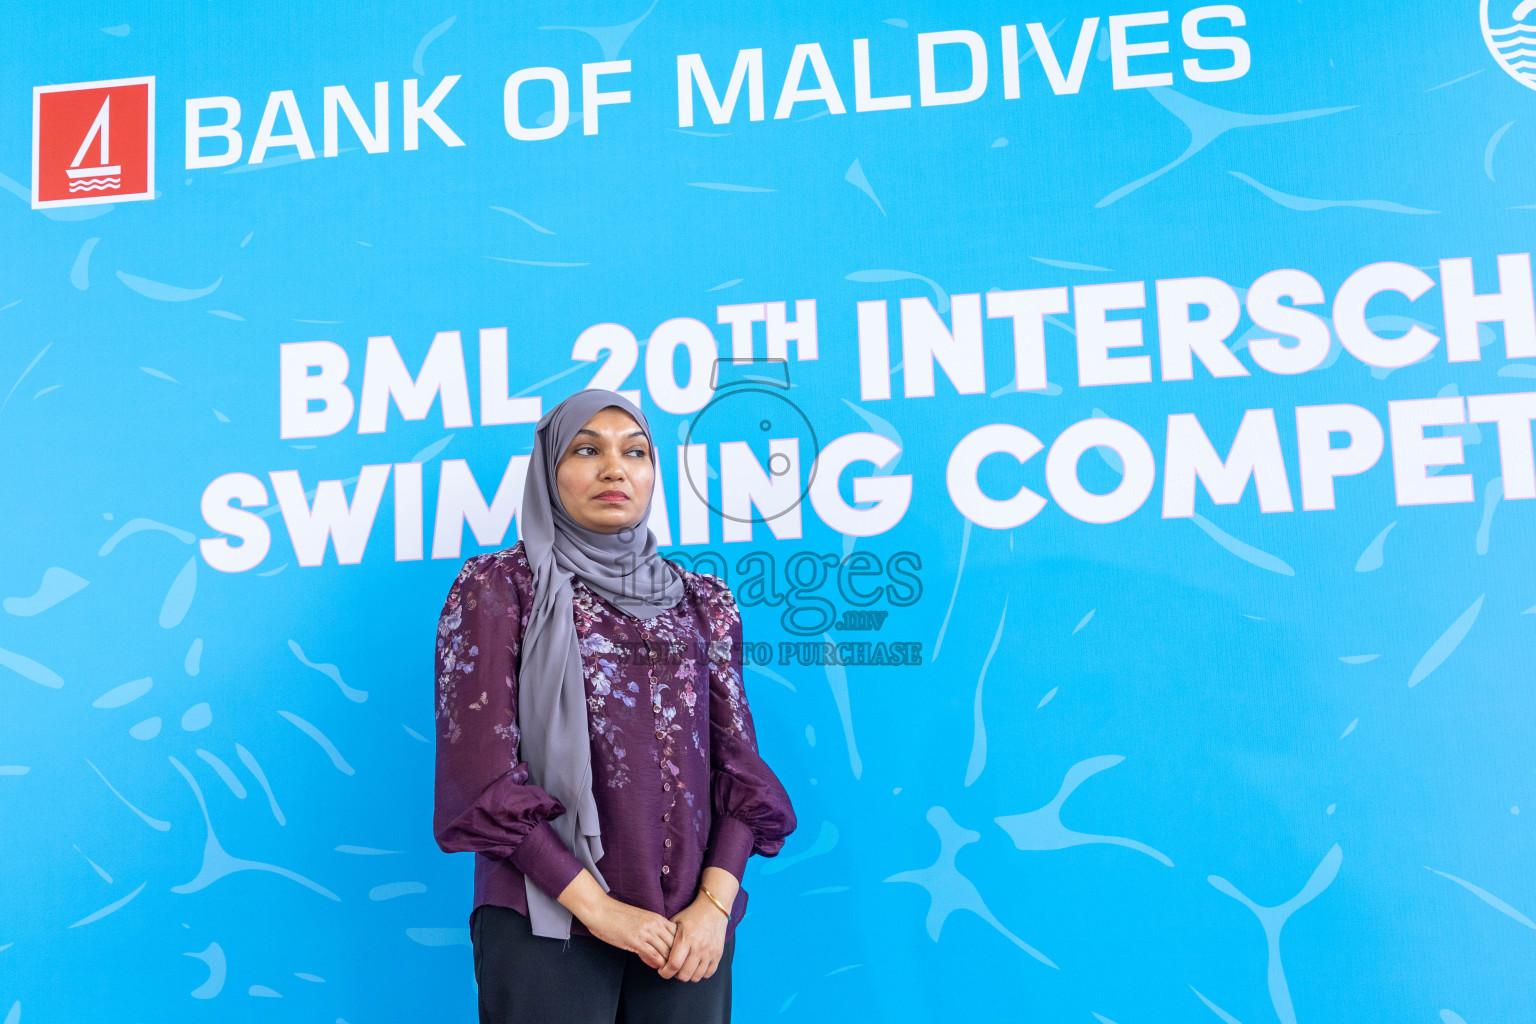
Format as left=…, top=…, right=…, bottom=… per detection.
left=595, top=492, right=629, bottom=503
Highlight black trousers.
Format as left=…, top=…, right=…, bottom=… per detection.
left=471, top=904, right=733, bottom=1024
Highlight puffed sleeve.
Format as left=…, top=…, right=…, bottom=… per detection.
left=433, top=555, right=586, bottom=901
left=698, top=574, right=797, bottom=882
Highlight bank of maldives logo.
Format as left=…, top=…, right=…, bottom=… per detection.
left=1483, top=0, right=1536, bottom=90
left=32, top=76, right=154, bottom=208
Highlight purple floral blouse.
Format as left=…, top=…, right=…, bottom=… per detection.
left=432, top=540, right=796, bottom=945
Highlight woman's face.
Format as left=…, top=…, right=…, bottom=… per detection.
left=555, top=405, right=655, bottom=534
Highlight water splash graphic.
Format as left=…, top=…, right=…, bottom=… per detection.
left=995, top=755, right=1173, bottom=865
left=411, top=15, right=456, bottom=75
left=69, top=882, right=146, bottom=928
left=1408, top=595, right=1484, bottom=687
left=278, top=711, right=356, bottom=775
left=93, top=677, right=152, bottom=708
left=1355, top=522, right=1396, bottom=572
left=845, top=159, right=886, bottom=215
left=1098, top=90, right=1352, bottom=207
left=236, top=744, right=285, bottom=825
left=846, top=269, right=950, bottom=314
left=964, top=596, right=1008, bottom=786
left=1208, top=844, right=1343, bottom=1024
left=761, top=821, right=838, bottom=875
left=540, top=0, right=658, bottom=61
left=5, top=567, right=88, bottom=616
left=288, top=640, right=368, bottom=702
left=818, top=637, right=862, bottom=779
left=1191, top=514, right=1295, bottom=576
left=116, top=271, right=222, bottom=301
left=186, top=942, right=226, bottom=998
left=167, top=756, right=337, bottom=899
left=160, top=557, right=197, bottom=628
left=0, top=646, right=63, bottom=688
left=1229, top=171, right=1437, bottom=214
left=885, top=806, right=1057, bottom=967
left=1426, top=866, right=1536, bottom=930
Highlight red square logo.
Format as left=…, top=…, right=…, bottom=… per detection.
left=33, top=76, right=155, bottom=208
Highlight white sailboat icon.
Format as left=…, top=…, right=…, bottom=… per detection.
left=66, top=95, right=121, bottom=192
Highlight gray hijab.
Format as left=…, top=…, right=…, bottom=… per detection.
left=517, top=388, right=685, bottom=939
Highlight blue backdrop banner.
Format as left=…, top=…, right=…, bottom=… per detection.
left=4, top=2, right=1536, bottom=1022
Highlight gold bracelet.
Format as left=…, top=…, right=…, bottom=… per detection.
left=699, top=883, right=730, bottom=918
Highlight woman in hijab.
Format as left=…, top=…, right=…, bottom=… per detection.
left=433, top=388, right=797, bottom=1024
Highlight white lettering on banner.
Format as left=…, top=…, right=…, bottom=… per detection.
left=853, top=39, right=912, bottom=111
left=478, top=328, right=542, bottom=426
left=199, top=473, right=272, bottom=573
left=1000, top=26, right=1022, bottom=99
left=649, top=456, right=676, bottom=546
left=1388, top=397, right=1474, bottom=506
left=249, top=90, right=314, bottom=164
left=645, top=318, right=717, bottom=414
left=917, top=30, right=988, bottom=106
left=986, top=288, right=1069, bottom=391
left=900, top=295, right=986, bottom=398
left=1439, top=253, right=1536, bottom=361
left=183, top=11, right=1255, bottom=170
left=280, top=341, right=355, bottom=439
left=324, top=83, right=388, bottom=157
left=1075, top=282, right=1154, bottom=387
left=583, top=61, right=632, bottom=135
left=677, top=50, right=765, bottom=127
left=774, top=43, right=846, bottom=119
left=1163, top=409, right=1293, bottom=517
left=270, top=465, right=392, bottom=567
left=1109, top=12, right=1175, bottom=90
left=1155, top=276, right=1249, bottom=380
left=187, top=78, right=461, bottom=168
left=718, top=303, right=767, bottom=362
left=947, top=424, right=1047, bottom=529
left=1245, top=269, right=1332, bottom=375
left=572, top=323, right=642, bottom=410
left=404, top=76, right=464, bottom=149
left=721, top=439, right=803, bottom=542
left=186, top=97, right=242, bottom=168
left=1029, top=19, right=1101, bottom=95
left=432, top=457, right=528, bottom=560
left=199, top=246, right=1536, bottom=572
left=673, top=13, right=1248, bottom=125
left=1046, top=418, right=1158, bottom=523
left=393, top=461, right=424, bottom=562
left=809, top=433, right=912, bottom=537
left=358, top=332, right=474, bottom=434
left=677, top=444, right=711, bottom=545
left=857, top=300, right=893, bottom=401
left=1467, top=391, right=1536, bottom=498
left=1333, top=262, right=1441, bottom=368
left=505, top=68, right=569, bottom=141
left=765, top=300, right=818, bottom=360
left=1296, top=404, right=1385, bottom=511
left=1182, top=5, right=1251, bottom=82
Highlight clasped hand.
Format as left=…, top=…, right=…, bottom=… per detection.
left=589, top=892, right=726, bottom=982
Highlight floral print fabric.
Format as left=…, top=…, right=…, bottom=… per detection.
left=433, top=540, right=796, bottom=944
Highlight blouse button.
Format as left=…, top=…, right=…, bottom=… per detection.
left=652, top=704, right=661, bottom=714
left=661, top=865, right=670, bottom=875
left=662, top=812, right=669, bottom=821
left=663, top=782, right=671, bottom=791
left=655, top=729, right=665, bottom=740
left=664, top=838, right=672, bottom=848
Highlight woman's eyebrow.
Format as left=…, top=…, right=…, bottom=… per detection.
left=572, top=428, right=648, bottom=440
